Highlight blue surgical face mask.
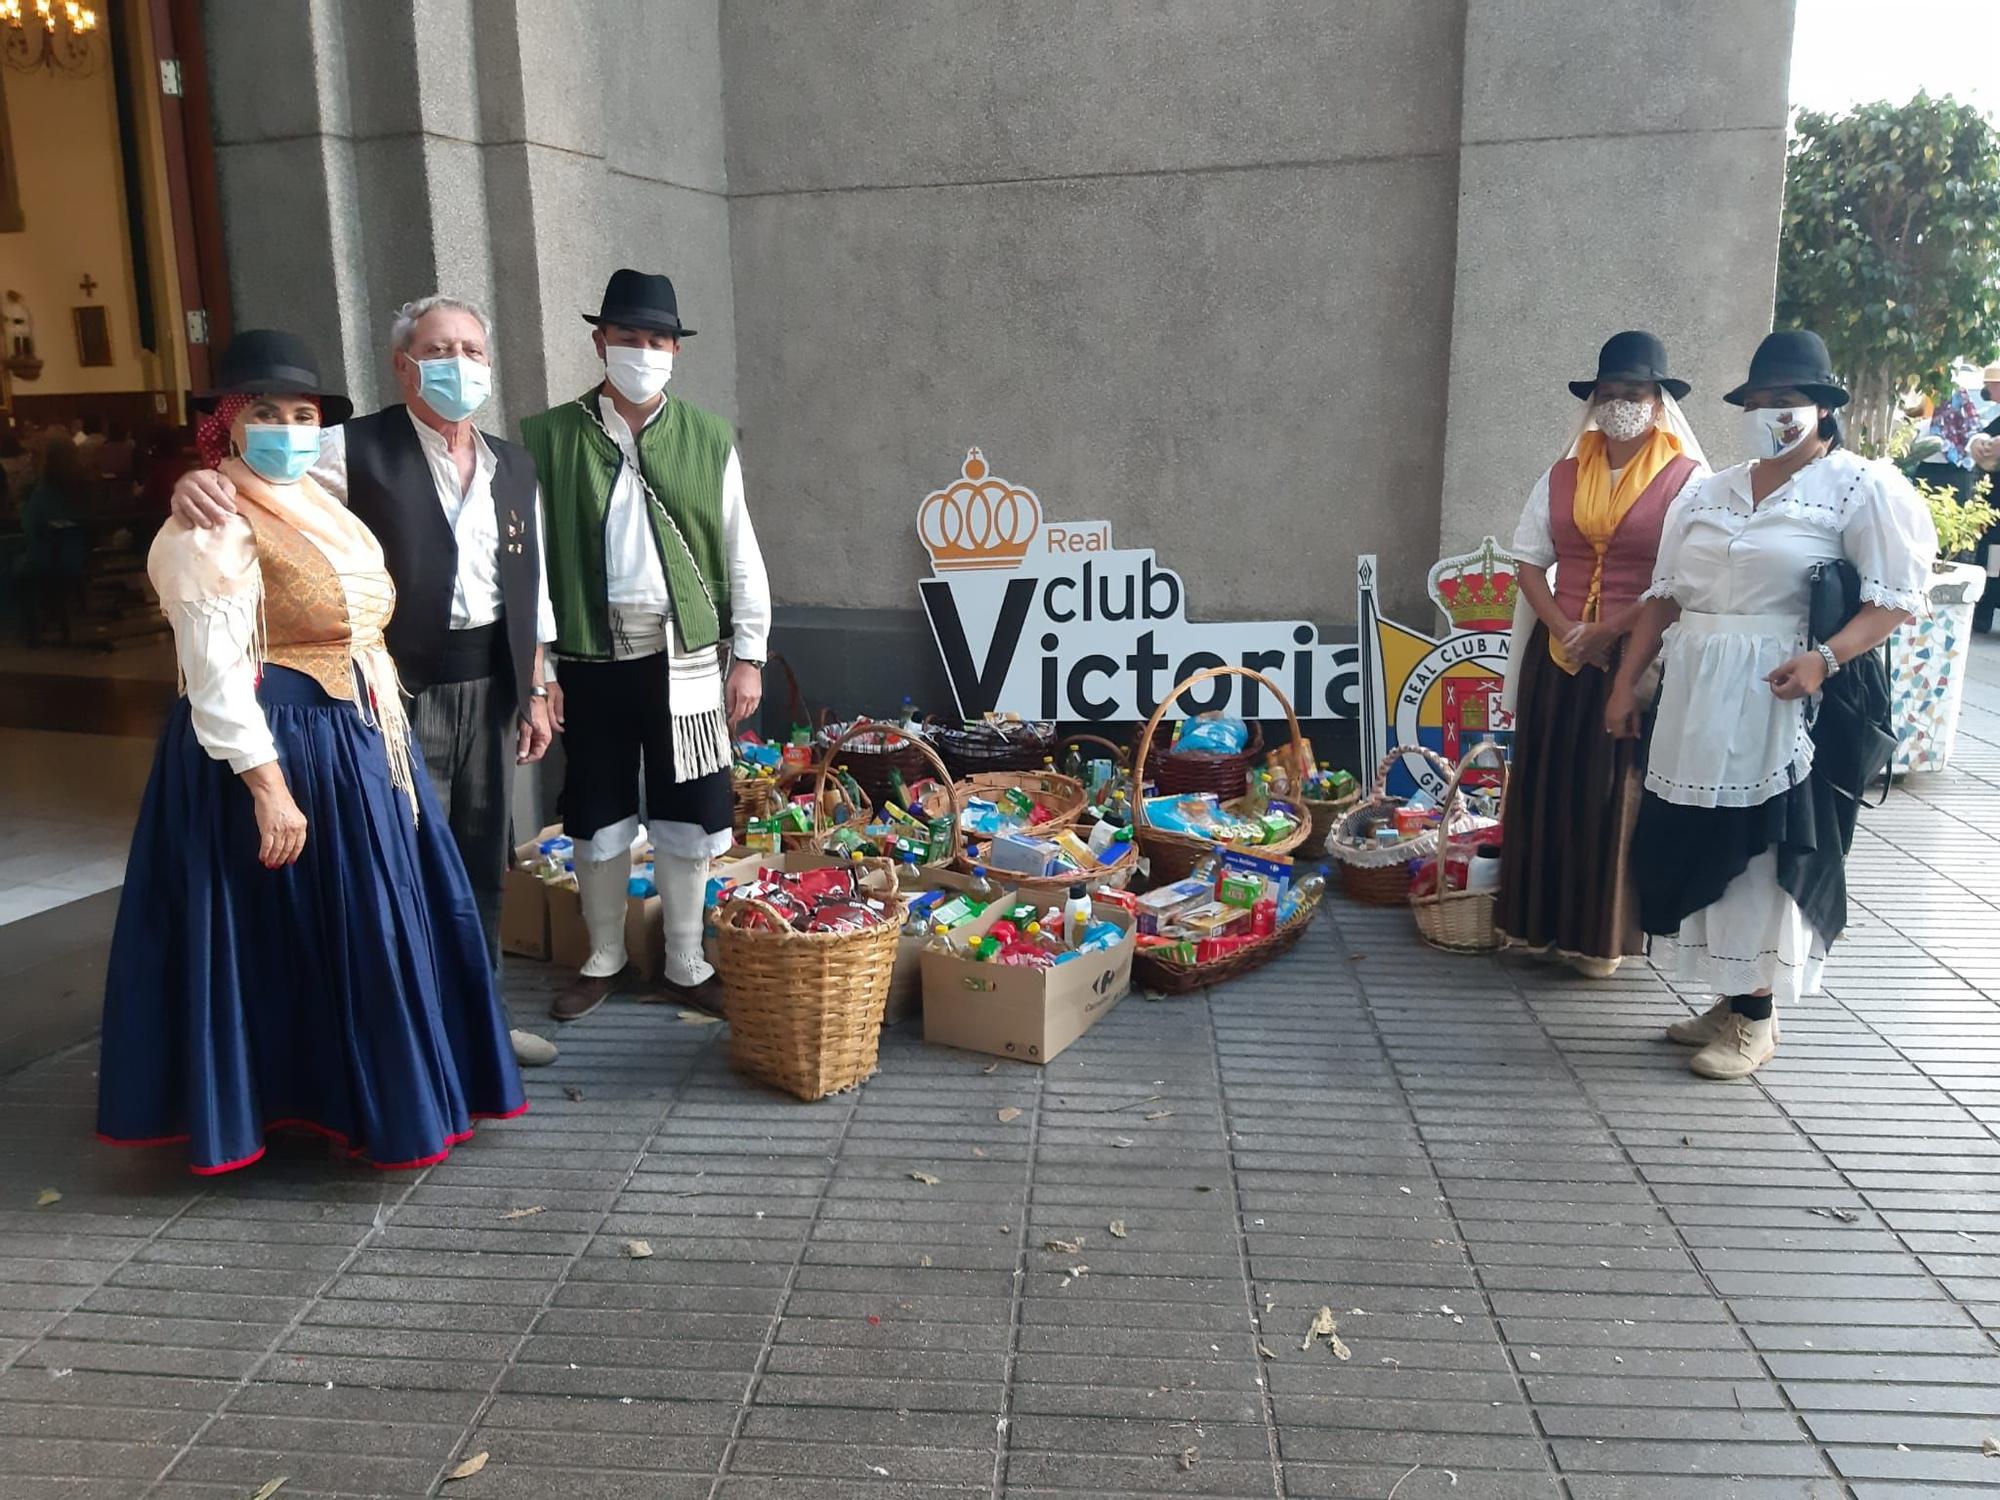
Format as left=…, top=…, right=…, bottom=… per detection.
left=240, top=423, right=322, bottom=483
left=409, top=352, right=492, bottom=422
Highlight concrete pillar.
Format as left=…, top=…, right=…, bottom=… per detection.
left=1437, top=0, right=1796, bottom=551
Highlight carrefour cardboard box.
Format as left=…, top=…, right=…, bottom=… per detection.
left=920, top=894, right=1134, bottom=1064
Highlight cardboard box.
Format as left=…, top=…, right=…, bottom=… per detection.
left=920, top=895, right=1134, bottom=1064
left=499, top=867, right=551, bottom=960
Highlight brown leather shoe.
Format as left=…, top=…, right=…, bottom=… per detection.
left=549, top=966, right=634, bottom=1023
left=640, top=973, right=726, bottom=1017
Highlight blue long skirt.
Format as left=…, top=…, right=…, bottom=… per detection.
left=98, top=667, right=526, bottom=1174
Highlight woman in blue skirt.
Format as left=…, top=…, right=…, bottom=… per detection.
left=98, top=331, right=525, bottom=1174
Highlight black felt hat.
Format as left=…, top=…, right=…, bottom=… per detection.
left=582, top=268, right=697, bottom=338
left=196, top=329, right=353, bottom=424
left=1722, top=329, right=1849, bottom=409
left=1568, top=330, right=1690, bottom=401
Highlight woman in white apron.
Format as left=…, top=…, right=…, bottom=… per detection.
left=1606, top=331, right=1935, bottom=1080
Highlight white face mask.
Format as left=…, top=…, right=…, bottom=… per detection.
left=1595, top=398, right=1657, bottom=443
left=604, top=345, right=673, bottom=403
left=1743, top=405, right=1817, bottom=461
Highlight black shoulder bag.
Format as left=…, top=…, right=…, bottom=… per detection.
left=1805, top=556, right=1897, bottom=806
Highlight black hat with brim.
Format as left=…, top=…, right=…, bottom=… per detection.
left=1722, top=329, right=1849, bottom=409
left=1568, top=329, right=1690, bottom=401
left=582, top=267, right=697, bottom=338
left=192, top=328, right=354, bottom=424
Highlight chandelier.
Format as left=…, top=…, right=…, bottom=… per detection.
left=1, top=0, right=102, bottom=77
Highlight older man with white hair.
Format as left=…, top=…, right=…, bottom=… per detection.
left=170, top=294, right=561, bottom=1066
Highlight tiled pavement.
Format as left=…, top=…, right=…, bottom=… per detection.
left=1, top=645, right=1998, bottom=1499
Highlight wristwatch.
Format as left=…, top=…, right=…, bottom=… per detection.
left=1814, top=643, right=1841, bottom=679
left=736, top=657, right=767, bottom=670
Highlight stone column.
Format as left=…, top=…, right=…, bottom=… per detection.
left=1437, top=0, right=1796, bottom=552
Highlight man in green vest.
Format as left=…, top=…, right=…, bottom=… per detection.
left=522, top=269, right=771, bottom=1023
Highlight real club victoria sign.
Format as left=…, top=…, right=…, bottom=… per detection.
left=914, top=448, right=1518, bottom=792
left=916, top=448, right=1362, bottom=723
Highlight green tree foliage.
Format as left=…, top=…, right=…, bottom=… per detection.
left=1777, top=94, right=2000, bottom=453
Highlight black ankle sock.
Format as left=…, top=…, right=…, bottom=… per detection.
left=1728, top=993, right=1774, bottom=1021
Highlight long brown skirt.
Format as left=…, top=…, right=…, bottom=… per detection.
left=1495, top=624, right=1644, bottom=960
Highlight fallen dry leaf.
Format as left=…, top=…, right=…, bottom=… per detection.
left=445, top=1451, right=489, bottom=1482
left=1044, top=1237, right=1085, bottom=1255
left=982, top=1062, right=998, bottom=1075
left=1256, top=1342, right=1277, bottom=1359
left=623, top=1239, right=654, bottom=1260
left=500, top=1206, right=545, bottom=1220
left=34, top=1189, right=59, bottom=1208
left=1302, top=1306, right=1335, bottom=1353
left=1984, top=1436, right=2000, bottom=1458
left=1329, top=1327, right=1352, bottom=1361
left=1144, top=1110, right=1173, bottom=1121
left=997, top=1107, right=1022, bottom=1123
left=677, top=1010, right=722, bottom=1026
left=909, top=1171, right=940, bottom=1186
left=1808, top=1205, right=1860, bottom=1223
left=1111, top=1137, right=1134, bottom=1149
left=1177, top=1445, right=1199, bottom=1471
left=1108, top=1220, right=1127, bottom=1239
left=249, top=1481, right=287, bottom=1500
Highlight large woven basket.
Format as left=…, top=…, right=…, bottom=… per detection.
left=951, top=840, right=1141, bottom=903
left=1410, top=741, right=1508, bottom=954
left=816, top=718, right=936, bottom=810
left=714, top=859, right=905, bottom=1101
left=1144, top=718, right=1267, bottom=798
left=952, top=769, right=1087, bottom=838
left=1300, top=788, right=1361, bottom=856
left=816, top=723, right=963, bottom=869
left=1328, top=747, right=1468, bottom=906
left=1133, top=881, right=1325, bottom=996
left=931, top=718, right=1057, bottom=780
left=1133, top=666, right=1312, bottom=888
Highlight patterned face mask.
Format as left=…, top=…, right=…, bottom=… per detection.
left=1595, top=398, right=1657, bottom=442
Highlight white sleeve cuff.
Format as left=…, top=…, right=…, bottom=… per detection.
left=228, top=749, right=280, bottom=775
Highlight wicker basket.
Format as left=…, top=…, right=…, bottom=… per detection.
left=1144, top=718, right=1267, bottom=798
left=815, top=723, right=962, bottom=869
left=931, top=718, right=1057, bottom=780
left=1300, top=788, right=1361, bottom=856
left=816, top=717, right=937, bottom=810
left=1410, top=741, right=1508, bottom=954
left=952, top=840, right=1141, bottom=903
left=731, top=655, right=815, bottom=838
left=714, top=859, right=905, bottom=1101
left=1328, top=748, right=1478, bottom=906
left=1132, top=667, right=1313, bottom=888
left=952, top=769, right=1087, bottom=838
left=1133, top=881, right=1325, bottom=995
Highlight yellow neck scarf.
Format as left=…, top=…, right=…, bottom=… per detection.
left=1550, top=425, right=1683, bottom=672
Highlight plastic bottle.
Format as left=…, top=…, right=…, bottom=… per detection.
left=1063, top=884, right=1092, bottom=948
left=1244, top=771, right=1270, bottom=818
left=967, top=864, right=997, bottom=903
left=888, top=768, right=911, bottom=812
left=900, top=696, right=921, bottom=732
left=1189, top=849, right=1223, bottom=890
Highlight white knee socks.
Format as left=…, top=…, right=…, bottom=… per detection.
left=652, top=847, right=716, bottom=988
left=576, top=855, right=632, bottom=979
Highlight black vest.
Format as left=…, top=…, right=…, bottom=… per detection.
left=342, top=406, right=542, bottom=712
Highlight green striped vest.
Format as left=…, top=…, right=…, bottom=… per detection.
left=520, top=391, right=733, bottom=659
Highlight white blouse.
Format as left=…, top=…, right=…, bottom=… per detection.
left=1641, top=449, right=1936, bottom=809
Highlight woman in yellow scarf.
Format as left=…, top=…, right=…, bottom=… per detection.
left=1497, top=332, right=1711, bottom=976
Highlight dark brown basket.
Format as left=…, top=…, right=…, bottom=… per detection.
left=1133, top=883, right=1324, bottom=995
left=931, top=719, right=1056, bottom=780
left=1144, top=719, right=1266, bottom=799
left=817, top=718, right=938, bottom=811
left=1133, top=667, right=1312, bottom=889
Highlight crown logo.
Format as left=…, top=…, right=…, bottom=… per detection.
left=1426, top=537, right=1519, bottom=631
left=918, top=448, right=1041, bottom=572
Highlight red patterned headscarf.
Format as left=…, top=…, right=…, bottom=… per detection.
left=194, top=393, right=321, bottom=467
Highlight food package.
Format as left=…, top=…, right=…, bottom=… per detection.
left=1134, top=877, right=1217, bottom=936
left=1173, top=713, right=1250, bottom=754
left=987, top=832, right=1064, bottom=878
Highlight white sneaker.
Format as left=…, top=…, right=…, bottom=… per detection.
left=510, top=1029, right=558, bottom=1067
left=1689, top=1013, right=1776, bottom=1080
left=1666, top=999, right=1780, bottom=1048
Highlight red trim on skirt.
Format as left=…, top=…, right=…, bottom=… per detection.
left=95, top=1099, right=529, bottom=1177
